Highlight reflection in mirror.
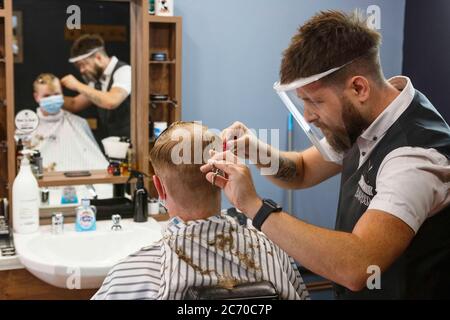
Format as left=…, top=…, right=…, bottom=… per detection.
left=30, top=73, right=108, bottom=172
left=12, top=11, right=23, bottom=63
left=39, top=184, right=114, bottom=223
left=13, top=0, right=131, bottom=174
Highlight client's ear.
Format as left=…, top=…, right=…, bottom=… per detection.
left=153, top=175, right=166, bottom=200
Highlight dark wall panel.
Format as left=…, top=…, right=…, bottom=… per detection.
left=403, top=0, right=450, bottom=121
left=13, top=0, right=130, bottom=118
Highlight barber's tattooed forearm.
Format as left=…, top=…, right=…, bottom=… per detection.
left=83, top=90, right=105, bottom=107
left=275, top=156, right=297, bottom=181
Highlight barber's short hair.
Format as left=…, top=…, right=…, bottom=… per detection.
left=70, top=34, right=106, bottom=60
left=280, top=10, right=384, bottom=87
left=149, top=121, right=221, bottom=199
left=33, top=73, right=60, bottom=93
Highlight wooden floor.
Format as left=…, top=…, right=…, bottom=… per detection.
left=0, top=267, right=332, bottom=300
left=0, top=269, right=97, bottom=300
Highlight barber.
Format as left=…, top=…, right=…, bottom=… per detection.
left=201, top=11, right=450, bottom=299
left=61, top=34, right=131, bottom=141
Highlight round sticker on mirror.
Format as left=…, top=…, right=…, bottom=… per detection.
left=15, top=109, right=39, bottom=134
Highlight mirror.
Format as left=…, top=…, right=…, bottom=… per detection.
left=13, top=0, right=132, bottom=174
left=12, top=11, right=23, bottom=63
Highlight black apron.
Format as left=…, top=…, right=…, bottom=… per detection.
left=334, top=90, right=450, bottom=299
left=95, top=60, right=131, bottom=141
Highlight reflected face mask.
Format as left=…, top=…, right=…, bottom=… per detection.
left=39, top=94, right=64, bottom=114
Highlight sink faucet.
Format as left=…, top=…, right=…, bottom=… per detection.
left=111, top=214, right=122, bottom=231
left=51, top=212, right=64, bottom=235
left=86, top=184, right=98, bottom=200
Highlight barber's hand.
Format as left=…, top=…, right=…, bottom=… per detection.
left=61, top=75, right=82, bottom=92
left=200, top=150, right=262, bottom=219
left=222, top=121, right=273, bottom=166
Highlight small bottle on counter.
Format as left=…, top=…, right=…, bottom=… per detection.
left=113, top=162, right=121, bottom=176
left=107, top=160, right=115, bottom=175
left=51, top=212, right=64, bottom=235
left=107, top=160, right=121, bottom=176
left=148, top=198, right=160, bottom=216
left=127, top=143, right=135, bottom=173
left=33, top=151, right=43, bottom=179
left=127, top=171, right=148, bottom=223
left=40, top=187, right=50, bottom=206
left=75, top=199, right=97, bottom=232
left=149, top=0, right=155, bottom=14
left=120, top=161, right=129, bottom=176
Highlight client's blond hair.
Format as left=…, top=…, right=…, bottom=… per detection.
left=33, top=73, right=60, bottom=93
left=150, top=121, right=221, bottom=201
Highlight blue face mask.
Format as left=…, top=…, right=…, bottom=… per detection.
left=39, top=95, right=64, bottom=114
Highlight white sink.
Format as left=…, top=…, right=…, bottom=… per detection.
left=14, top=219, right=164, bottom=289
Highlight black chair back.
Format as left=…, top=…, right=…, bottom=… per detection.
left=184, top=281, right=279, bottom=300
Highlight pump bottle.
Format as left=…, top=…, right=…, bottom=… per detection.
left=13, top=155, right=39, bottom=234
left=128, top=171, right=149, bottom=222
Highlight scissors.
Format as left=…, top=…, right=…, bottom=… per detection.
left=211, top=139, right=229, bottom=187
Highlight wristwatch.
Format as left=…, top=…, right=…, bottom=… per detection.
left=252, top=199, right=282, bottom=231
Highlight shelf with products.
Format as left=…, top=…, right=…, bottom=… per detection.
left=149, top=60, right=176, bottom=65
left=148, top=19, right=181, bottom=129
left=37, top=170, right=129, bottom=188
left=133, top=13, right=182, bottom=196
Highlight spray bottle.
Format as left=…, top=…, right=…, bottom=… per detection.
left=127, top=170, right=149, bottom=222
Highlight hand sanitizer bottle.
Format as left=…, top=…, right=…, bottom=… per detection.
left=75, top=199, right=97, bottom=232
left=13, top=156, right=40, bottom=234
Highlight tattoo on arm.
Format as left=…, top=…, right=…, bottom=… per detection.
left=82, top=87, right=127, bottom=110
left=275, top=156, right=298, bottom=182
left=84, top=90, right=105, bottom=108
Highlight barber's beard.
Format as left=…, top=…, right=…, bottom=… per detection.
left=82, top=64, right=104, bottom=83
left=323, top=97, right=369, bottom=154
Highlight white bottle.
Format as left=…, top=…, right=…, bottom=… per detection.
left=155, top=0, right=173, bottom=16
left=13, top=156, right=40, bottom=234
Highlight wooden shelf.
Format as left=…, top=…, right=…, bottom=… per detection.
left=38, top=170, right=129, bottom=187
left=149, top=60, right=176, bottom=64
left=132, top=3, right=182, bottom=197
left=0, top=9, right=5, bottom=18
left=149, top=99, right=178, bottom=108
left=147, top=15, right=181, bottom=24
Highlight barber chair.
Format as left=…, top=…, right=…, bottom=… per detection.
left=183, top=281, right=279, bottom=300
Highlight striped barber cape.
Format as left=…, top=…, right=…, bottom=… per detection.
left=92, top=214, right=309, bottom=300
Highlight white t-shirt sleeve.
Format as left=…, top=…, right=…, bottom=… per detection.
left=111, top=65, right=132, bottom=95
left=368, top=147, right=450, bottom=233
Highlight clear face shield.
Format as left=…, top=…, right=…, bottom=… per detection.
left=273, top=64, right=347, bottom=161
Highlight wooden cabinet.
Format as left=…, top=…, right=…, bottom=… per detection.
left=0, top=269, right=96, bottom=300
left=131, top=2, right=182, bottom=195
left=0, top=0, right=15, bottom=200
left=147, top=16, right=182, bottom=195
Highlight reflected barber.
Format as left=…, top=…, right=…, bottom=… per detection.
left=62, top=34, right=131, bottom=142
